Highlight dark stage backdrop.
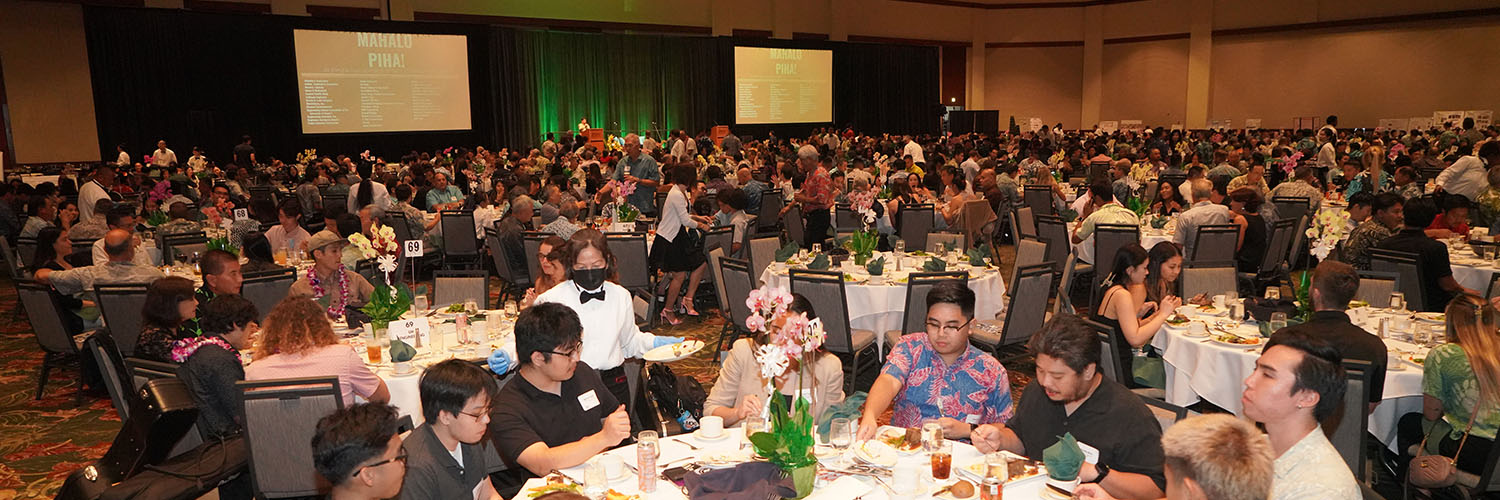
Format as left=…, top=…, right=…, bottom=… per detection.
left=83, top=6, right=939, bottom=162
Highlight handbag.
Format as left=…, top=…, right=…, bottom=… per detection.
left=1407, top=399, right=1482, bottom=489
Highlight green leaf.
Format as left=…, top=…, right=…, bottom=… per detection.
left=389, top=338, right=417, bottom=362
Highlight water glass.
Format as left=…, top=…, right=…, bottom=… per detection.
left=414, top=295, right=430, bottom=314
left=894, top=239, right=906, bottom=254
left=464, top=299, right=479, bottom=315
left=583, top=458, right=608, bottom=497
left=504, top=300, right=519, bottom=318
left=921, top=419, right=944, bottom=452
left=1390, top=292, right=1406, bottom=312
left=811, top=243, right=822, bottom=255
left=743, top=417, right=766, bottom=451
left=1265, top=288, right=1281, bottom=300
left=1269, top=312, right=1288, bottom=333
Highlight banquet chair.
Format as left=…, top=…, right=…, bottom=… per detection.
left=1244, top=217, right=1298, bottom=290
left=84, top=331, right=135, bottom=420
left=782, top=204, right=806, bottom=247
left=756, top=189, right=784, bottom=236
left=605, top=232, right=657, bottom=323
left=1090, top=320, right=1129, bottom=385
left=1053, top=254, right=1080, bottom=317
left=433, top=270, right=491, bottom=310
left=1189, top=224, right=1239, bottom=264
left=1033, top=215, right=1070, bottom=276
left=962, top=199, right=998, bottom=249
left=70, top=238, right=94, bottom=256
left=1286, top=215, right=1310, bottom=272
left=0, top=238, right=26, bottom=279
left=241, top=268, right=297, bottom=322
left=1181, top=260, right=1239, bottom=300
left=897, top=204, right=935, bottom=252
left=1324, top=359, right=1373, bottom=482
left=1014, top=206, right=1036, bottom=241
left=238, top=377, right=343, bottom=499
left=522, top=231, right=550, bottom=284
left=1138, top=395, right=1191, bottom=433
left=746, top=236, right=781, bottom=287
left=95, top=284, right=150, bottom=358
left=1158, top=173, right=1188, bottom=194
left=701, top=225, right=733, bottom=260
left=927, top=233, right=965, bottom=253
left=654, top=192, right=668, bottom=217
left=439, top=210, right=481, bottom=269
left=1010, top=237, right=1048, bottom=295
left=18, top=281, right=87, bottom=402
left=1355, top=271, right=1399, bottom=307
left=834, top=203, right=861, bottom=232
left=323, top=194, right=347, bottom=213
left=15, top=237, right=38, bottom=270
left=882, top=271, right=968, bottom=354
left=788, top=269, right=878, bottom=394
left=1368, top=249, right=1424, bottom=311
left=1023, top=185, right=1054, bottom=216
left=978, top=263, right=1053, bottom=359
left=486, top=230, right=530, bottom=303
left=714, top=257, right=757, bottom=361
left=160, top=231, right=207, bottom=266
left=1271, top=196, right=1311, bottom=227
left=707, top=247, right=729, bottom=317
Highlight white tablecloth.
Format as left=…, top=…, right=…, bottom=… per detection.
left=1066, top=222, right=1175, bottom=263
left=342, top=312, right=516, bottom=426
left=758, top=254, right=1007, bottom=352
left=1447, top=243, right=1498, bottom=291
left=1152, top=306, right=1430, bottom=452
left=519, top=426, right=1052, bottom=500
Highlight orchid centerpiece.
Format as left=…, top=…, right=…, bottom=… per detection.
left=841, top=188, right=881, bottom=265
left=744, top=285, right=826, bottom=498
left=1306, top=208, right=1353, bottom=262
left=602, top=179, right=640, bottom=222
left=349, top=224, right=412, bottom=330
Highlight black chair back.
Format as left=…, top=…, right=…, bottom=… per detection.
left=95, top=284, right=151, bottom=357
left=1356, top=271, right=1399, bottom=307
left=85, top=331, right=135, bottom=420
left=1023, top=185, right=1054, bottom=215
left=719, top=257, right=756, bottom=332
left=1190, top=224, right=1240, bottom=263
left=1271, top=196, right=1311, bottom=225
left=161, top=232, right=208, bottom=266
left=1181, top=260, right=1238, bottom=299
left=1368, top=249, right=1424, bottom=310
left=998, top=264, right=1053, bottom=350
left=15, top=237, right=38, bottom=270
left=433, top=269, right=490, bottom=310
left=1091, top=320, right=1130, bottom=385
left=19, top=281, right=78, bottom=355
left=1324, top=359, right=1372, bottom=480
left=606, top=232, right=652, bottom=294
left=241, top=268, right=297, bottom=322
left=1258, top=218, right=1298, bottom=278
left=486, top=230, right=531, bottom=291
left=782, top=204, right=806, bottom=247
left=788, top=269, right=855, bottom=353
left=834, top=203, right=861, bottom=232
left=439, top=210, right=480, bottom=259
left=522, top=231, right=550, bottom=283
left=757, top=189, right=784, bottom=235
left=897, top=272, right=969, bottom=337
left=897, top=204, right=935, bottom=252
left=702, top=225, right=734, bottom=258
left=238, top=377, right=343, bottom=499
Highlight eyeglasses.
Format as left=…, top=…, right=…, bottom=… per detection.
left=925, top=317, right=975, bottom=335
left=354, top=450, right=408, bottom=477
left=459, top=407, right=492, bottom=419
left=545, top=349, right=581, bottom=361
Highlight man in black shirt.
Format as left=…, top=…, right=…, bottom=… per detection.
left=232, top=135, right=256, bottom=168
left=490, top=302, right=631, bottom=477
left=972, top=314, right=1165, bottom=500
left=1374, top=197, right=1477, bottom=311
left=399, top=360, right=503, bottom=500
left=1272, top=260, right=1387, bottom=409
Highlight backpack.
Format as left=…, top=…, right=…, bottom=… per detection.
left=645, top=363, right=706, bottom=432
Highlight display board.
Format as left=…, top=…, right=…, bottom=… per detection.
left=294, top=29, right=472, bottom=134
left=733, top=47, right=833, bottom=124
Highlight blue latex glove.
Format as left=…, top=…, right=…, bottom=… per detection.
left=652, top=336, right=685, bottom=349
left=487, top=349, right=514, bottom=374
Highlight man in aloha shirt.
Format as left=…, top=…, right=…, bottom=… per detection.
left=857, top=280, right=1013, bottom=442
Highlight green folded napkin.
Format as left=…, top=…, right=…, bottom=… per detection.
left=923, top=257, right=948, bottom=272
left=389, top=338, right=417, bottom=363
left=808, top=253, right=831, bottom=270
left=816, top=391, right=868, bottom=441
left=866, top=256, right=886, bottom=276
left=774, top=241, right=801, bottom=261
left=1044, top=432, right=1085, bottom=481
left=966, top=246, right=991, bottom=267
left=941, top=241, right=956, bottom=253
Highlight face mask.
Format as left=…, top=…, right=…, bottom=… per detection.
left=573, top=267, right=607, bottom=291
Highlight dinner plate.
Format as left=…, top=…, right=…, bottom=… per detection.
left=853, top=441, right=897, bottom=468
left=643, top=340, right=705, bottom=363
left=1414, top=312, right=1446, bottom=323
left=1209, top=335, right=1265, bottom=347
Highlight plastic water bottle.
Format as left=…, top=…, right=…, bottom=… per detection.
left=637, top=431, right=658, bottom=493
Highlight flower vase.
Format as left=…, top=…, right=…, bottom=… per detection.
left=854, top=253, right=869, bottom=266
left=787, top=463, right=817, bottom=499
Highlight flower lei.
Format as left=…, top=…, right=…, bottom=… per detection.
left=169, top=336, right=236, bottom=363
left=308, top=265, right=351, bottom=318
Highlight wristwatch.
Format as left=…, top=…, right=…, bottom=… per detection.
left=1087, top=463, right=1112, bottom=484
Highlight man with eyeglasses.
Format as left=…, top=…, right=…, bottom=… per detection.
left=490, top=302, right=632, bottom=478
left=856, top=280, right=1014, bottom=443
left=312, top=402, right=408, bottom=500
left=399, top=359, right=503, bottom=500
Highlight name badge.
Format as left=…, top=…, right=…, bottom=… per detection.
left=578, top=390, right=600, bottom=412
left=1078, top=441, right=1101, bottom=464
left=964, top=414, right=980, bottom=425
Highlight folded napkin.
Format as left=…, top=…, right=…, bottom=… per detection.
left=388, top=339, right=417, bottom=363
left=965, top=246, right=991, bottom=267
left=808, top=253, right=831, bottom=270
left=941, top=241, right=957, bottom=253
left=774, top=241, right=801, bottom=261
left=816, top=391, right=868, bottom=441
left=1044, top=432, right=1084, bottom=481
left=923, top=257, right=948, bottom=272
left=865, top=256, right=886, bottom=276
left=685, top=461, right=796, bottom=500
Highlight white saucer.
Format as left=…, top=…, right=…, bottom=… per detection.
left=693, top=429, right=731, bottom=441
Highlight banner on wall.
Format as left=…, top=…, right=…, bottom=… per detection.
left=1435, top=111, right=1465, bottom=127
left=1245, top=119, right=1262, bottom=130
left=1098, top=120, right=1119, bottom=133
left=1120, top=120, right=1144, bottom=132
left=1466, top=110, right=1493, bottom=128
left=1378, top=119, right=1409, bottom=131
left=1408, top=118, right=1434, bottom=130
left=1028, top=117, right=1043, bottom=132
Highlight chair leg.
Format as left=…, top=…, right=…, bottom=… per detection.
left=35, top=352, right=53, bottom=400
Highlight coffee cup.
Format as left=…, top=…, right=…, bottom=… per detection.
left=599, top=454, right=625, bottom=478
left=1212, top=295, right=1226, bottom=309
left=700, top=415, right=724, bottom=438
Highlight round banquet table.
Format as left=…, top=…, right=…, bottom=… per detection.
left=1445, top=241, right=1500, bottom=292
left=519, top=425, right=1055, bottom=500
left=758, top=252, right=1006, bottom=353
left=1066, top=221, right=1174, bottom=262
left=332, top=310, right=517, bottom=426
left=1153, top=304, right=1435, bottom=452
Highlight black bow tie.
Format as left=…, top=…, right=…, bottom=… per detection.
left=580, top=289, right=606, bottom=304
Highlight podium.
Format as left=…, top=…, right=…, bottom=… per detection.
left=711, top=125, right=729, bottom=146
left=585, top=129, right=604, bottom=150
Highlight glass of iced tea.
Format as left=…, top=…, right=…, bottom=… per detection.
left=930, top=441, right=953, bottom=480
left=366, top=340, right=382, bottom=364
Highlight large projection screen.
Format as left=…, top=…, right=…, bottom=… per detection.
left=294, top=29, right=472, bottom=134
left=734, top=47, right=833, bottom=124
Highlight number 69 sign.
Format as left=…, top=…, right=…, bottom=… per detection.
left=404, top=240, right=423, bottom=257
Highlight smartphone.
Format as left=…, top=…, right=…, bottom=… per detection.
left=661, top=466, right=691, bottom=486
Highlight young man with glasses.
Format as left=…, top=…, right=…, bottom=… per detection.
left=856, top=280, right=1014, bottom=442
left=312, top=403, right=408, bottom=500
left=399, top=359, right=503, bottom=499
left=490, top=302, right=632, bottom=477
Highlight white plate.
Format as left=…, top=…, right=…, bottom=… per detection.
left=1414, top=312, right=1446, bottom=323
left=692, top=428, right=732, bottom=442
left=643, top=340, right=705, bottom=363
left=854, top=441, right=897, bottom=468
left=1209, top=335, right=1265, bottom=347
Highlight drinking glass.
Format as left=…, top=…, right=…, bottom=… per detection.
left=583, top=458, right=608, bottom=498
left=1265, top=288, right=1281, bottom=300
left=930, top=441, right=953, bottom=480
left=811, top=243, right=822, bottom=255
left=921, top=419, right=943, bottom=452
left=414, top=295, right=430, bottom=314
left=464, top=299, right=479, bottom=315
left=1269, top=312, right=1288, bottom=333
left=985, top=452, right=1010, bottom=480
left=1390, top=292, right=1406, bottom=312
left=830, top=417, right=853, bottom=465
left=894, top=239, right=906, bottom=254
left=743, top=417, right=766, bottom=451
left=504, top=300, right=519, bottom=318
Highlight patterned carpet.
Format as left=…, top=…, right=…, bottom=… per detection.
left=0, top=244, right=1028, bottom=498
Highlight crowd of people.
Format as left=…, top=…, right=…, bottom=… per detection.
left=10, top=115, right=1500, bottom=499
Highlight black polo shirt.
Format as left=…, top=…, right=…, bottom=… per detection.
left=490, top=361, right=618, bottom=470
left=1374, top=228, right=1454, bottom=312
left=1274, top=310, right=1387, bottom=403
left=398, top=423, right=490, bottom=500
left=1006, top=377, right=1166, bottom=490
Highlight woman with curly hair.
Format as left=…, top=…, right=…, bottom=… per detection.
left=246, top=296, right=388, bottom=405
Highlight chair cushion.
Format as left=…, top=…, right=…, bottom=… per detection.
left=883, top=331, right=903, bottom=352
left=852, top=329, right=876, bottom=351
left=1132, top=387, right=1166, bottom=400
left=970, top=320, right=1003, bottom=347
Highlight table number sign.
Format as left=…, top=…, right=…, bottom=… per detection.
left=233, top=208, right=249, bottom=220
left=404, top=240, right=423, bottom=257
left=388, top=317, right=432, bottom=348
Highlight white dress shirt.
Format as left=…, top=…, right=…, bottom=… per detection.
left=1436, top=155, right=1489, bottom=201
left=534, top=280, right=656, bottom=371
left=346, top=181, right=391, bottom=213
left=904, top=140, right=926, bottom=165
left=78, top=180, right=111, bottom=226
left=152, top=148, right=177, bottom=167
left=656, top=185, right=700, bottom=243
left=116, top=151, right=129, bottom=166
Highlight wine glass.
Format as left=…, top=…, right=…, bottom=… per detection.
left=830, top=417, right=852, bottom=465
left=504, top=300, right=519, bottom=319
left=1269, top=312, right=1288, bottom=333
left=414, top=295, right=430, bottom=315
